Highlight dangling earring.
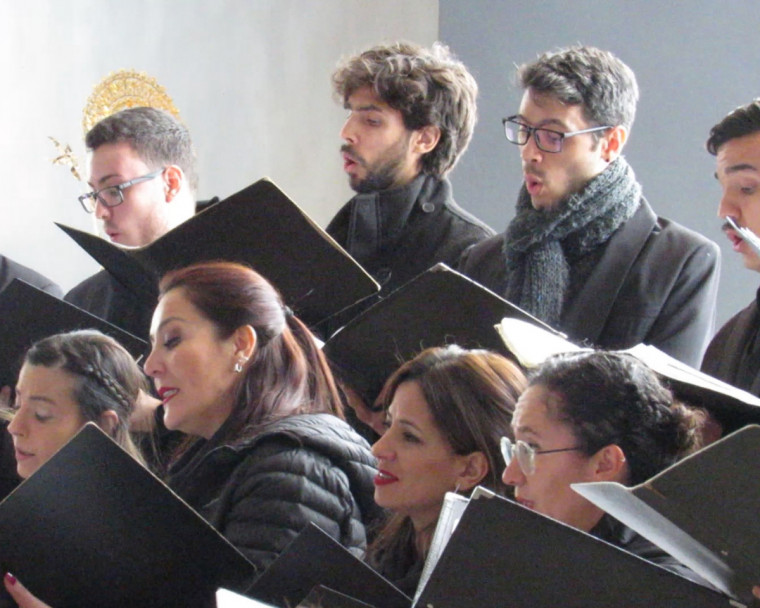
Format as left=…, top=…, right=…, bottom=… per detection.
left=234, top=358, right=247, bottom=373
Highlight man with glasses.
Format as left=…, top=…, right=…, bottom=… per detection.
left=65, top=107, right=198, bottom=338
left=460, top=46, right=719, bottom=366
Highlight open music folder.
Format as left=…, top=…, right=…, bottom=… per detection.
left=57, top=177, right=379, bottom=330
left=573, top=424, right=760, bottom=605
left=249, top=522, right=409, bottom=608
left=413, top=488, right=734, bottom=608
left=0, top=423, right=255, bottom=607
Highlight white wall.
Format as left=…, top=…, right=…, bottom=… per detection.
left=0, top=0, right=438, bottom=293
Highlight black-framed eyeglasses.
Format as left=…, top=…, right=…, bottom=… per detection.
left=500, top=436, right=583, bottom=476
left=502, top=116, right=611, bottom=153
left=78, top=168, right=166, bottom=213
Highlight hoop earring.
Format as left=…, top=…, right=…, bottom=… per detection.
left=234, top=357, right=248, bottom=373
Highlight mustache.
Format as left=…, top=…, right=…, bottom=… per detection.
left=522, top=166, right=545, bottom=179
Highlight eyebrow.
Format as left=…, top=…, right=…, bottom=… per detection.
left=22, top=394, right=57, bottom=406
left=149, top=316, right=187, bottom=344
left=91, top=173, right=125, bottom=188
left=512, top=423, right=540, bottom=437
left=513, top=114, right=569, bottom=130
left=344, top=102, right=385, bottom=113
left=397, top=418, right=423, bottom=433
left=714, top=163, right=760, bottom=180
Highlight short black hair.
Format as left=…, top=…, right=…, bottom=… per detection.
left=706, top=99, right=760, bottom=155
left=86, top=107, right=199, bottom=193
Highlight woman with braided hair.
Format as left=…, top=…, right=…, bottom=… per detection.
left=7, top=329, right=145, bottom=479
left=501, top=350, right=711, bottom=585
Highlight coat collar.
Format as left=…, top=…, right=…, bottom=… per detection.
left=345, top=174, right=429, bottom=260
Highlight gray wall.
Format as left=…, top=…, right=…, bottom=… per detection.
left=440, top=0, right=760, bottom=331
left=1, top=0, right=438, bottom=293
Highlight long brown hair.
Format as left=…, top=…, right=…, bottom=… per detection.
left=367, top=346, right=526, bottom=576
left=158, top=262, right=344, bottom=447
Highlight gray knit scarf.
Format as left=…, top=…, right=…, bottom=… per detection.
left=502, top=157, right=641, bottom=328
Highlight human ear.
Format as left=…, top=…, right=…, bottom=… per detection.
left=163, top=165, right=184, bottom=202
left=232, top=324, right=257, bottom=362
left=455, top=451, right=490, bottom=493
left=590, top=444, right=627, bottom=482
left=412, top=125, right=441, bottom=156
left=98, top=409, right=119, bottom=436
left=601, top=126, right=628, bottom=161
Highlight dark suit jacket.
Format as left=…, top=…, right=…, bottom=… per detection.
left=0, top=254, right=61, bottom=297
left=701, top=293, right=760, bottom=396
left=65, top=269, right=151, bottom=341
left=459, top=199, right=720, bottom=367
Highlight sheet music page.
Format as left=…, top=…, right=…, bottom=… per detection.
left=217, top=588, right=276, bottom=608
left=412, top=491, right=470, bottom=605
left=496, top=318, right=582, bottom=368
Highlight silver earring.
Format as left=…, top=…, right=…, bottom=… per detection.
left=234, top=361, right=243, bottom=373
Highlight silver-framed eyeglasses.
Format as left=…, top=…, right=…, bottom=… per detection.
left=500, top=436, right=583, bottom=476
left=78, top=168, right=166, bottom=213
left=502, top=116, right=611, bottom=153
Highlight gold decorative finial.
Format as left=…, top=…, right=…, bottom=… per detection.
left=49, top=136, right=82, bottom=182
left=50, top=69, right=181, bottom=184
left=81, top=69, right=181, bottom=135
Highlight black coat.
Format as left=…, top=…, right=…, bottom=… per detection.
left=701, top=290, right=760, bottom=396
left=0, top=254, right=61, bottom=297
left=459, top=199, right=720, bottom=367
left=64, top=269, right=152, bottom=341
left=167, top=413, right=382, bottom=589
left=325, top=174, right=494, bottom=331
left=591, top=514, right=716, bottom=590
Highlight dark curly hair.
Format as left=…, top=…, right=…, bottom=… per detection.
left=529, top=351, right=700, bottom=485
left=333, top=41, right=478, bottom=177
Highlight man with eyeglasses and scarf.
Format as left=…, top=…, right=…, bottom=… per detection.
left=460, top=45, right=719, bottom=367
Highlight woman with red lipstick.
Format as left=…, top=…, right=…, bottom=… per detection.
left=7, top=329, right=145, bottom=480
left=142, top=261, right=380, bottom=588
left=502, top=350, right=710, bottom=584
left=365, top=346, right=526, bottom=595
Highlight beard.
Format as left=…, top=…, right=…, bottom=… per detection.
left=342, top=133, right=413, bottom=194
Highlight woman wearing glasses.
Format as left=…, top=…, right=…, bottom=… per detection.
left=501, top=350, right=708, bottom=582
left=367, top=346, right=526, bottom=595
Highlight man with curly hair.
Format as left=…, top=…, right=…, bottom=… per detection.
left=327, top=42, right=493, bottom=314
